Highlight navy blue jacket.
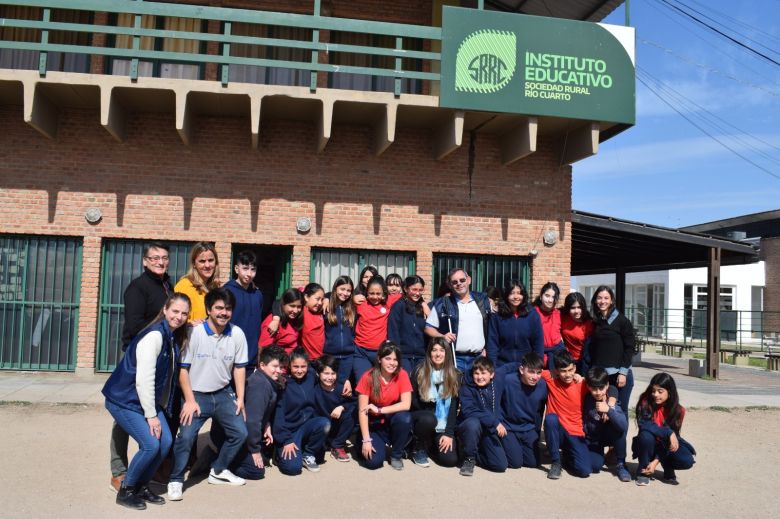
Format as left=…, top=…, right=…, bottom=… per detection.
left=486, top=310, right=544, bottom=366
left=103, top=320, right=179, bottom=417
left=273, top=367, right=318, bottom=445
left=458, top=372, right=505, bottom=429
left=387, top=298, right=427, bottom=360
left=245, top=369, right=282, bottom=454
left=225, top=279, right=264, bottom=366
left=500, top=365, right=548, bottom=433
left=429, top=291, right=491, bottom=340
left=583, top=386, right=627, bottom=446
left=323, top=305, right=356, bottom=357
left=313, top=380, right=357, bottom=419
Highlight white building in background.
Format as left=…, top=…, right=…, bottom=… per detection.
left=572, top=261, right=765, bottom=344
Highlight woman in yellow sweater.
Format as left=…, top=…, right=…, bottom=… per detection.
left=174, top=242, right=221, bottom=322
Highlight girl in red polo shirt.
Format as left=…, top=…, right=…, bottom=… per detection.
left=353, top=276, right=402, bottom=378
left=300, top=283, right=326, bottom=361
left=356, top=342, right=412, bottom=470
left=560, top=292, right=594, bottom=374
left=633, top=373, right=695, bottom=486
left=259, top=288, right=303, bottom=354
left=533, top=281, right=564, bottom=371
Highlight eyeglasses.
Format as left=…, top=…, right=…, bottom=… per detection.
left=145, top=256, right=170, bottom=263
left=450, top=278, right=468, bottom=286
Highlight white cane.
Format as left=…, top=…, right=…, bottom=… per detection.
left=447, top=316, right=456, bottom=362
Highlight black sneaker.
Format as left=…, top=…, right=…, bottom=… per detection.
left=460, top=457, right=475, bottom=476
left=547, top=462, right=562, bottom=480
left=116, top=486, right=146, bottom=510
left=136, top=485, right=165, bottom=505
left=662, top=468, right=679, bottom=485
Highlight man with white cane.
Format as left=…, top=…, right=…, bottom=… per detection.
left=425, top=268, right=491, bottom=373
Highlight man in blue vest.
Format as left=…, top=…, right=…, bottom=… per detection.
left=425, top=267, right=491, bottom=373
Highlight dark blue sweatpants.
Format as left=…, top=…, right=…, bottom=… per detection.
left=502, top=428, right=540, bottom=468
left=586, top=425, right=627, bottom=472
left=458, top=417, right=507, bottom=472
left=544, top=413, right=591, bottom=477
left=633, top=430, right=695, bottom=474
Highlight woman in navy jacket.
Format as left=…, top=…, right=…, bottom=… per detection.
left=387, top=275, right=429, bottom=374
left=323, top=276, right=357, bottom=385
left=102, top=293, right=191, bottom=510
left=486, top=280, right=544, bottom=367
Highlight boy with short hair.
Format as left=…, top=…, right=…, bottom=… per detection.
left=457, top=357, right=507, bottom=476
left=500, top=352, right=548, bottom=469
left=584, top=366, right=630, bottom=482
left=224, top=250, right=264, bottom=374
left=542, top=350, right=590, bottom=480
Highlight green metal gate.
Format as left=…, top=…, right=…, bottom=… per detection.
left=0, top=235, right=82, bottom=371
left=310, top=248, right=416, bottom=290
left=432, top=253, right=531, bottom=296
left=97, top=239, right=192, bottom=372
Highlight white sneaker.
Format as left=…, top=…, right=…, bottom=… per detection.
left=208, top=468, right=246, bottom=486
left=167, top=482, right=183, bottom=501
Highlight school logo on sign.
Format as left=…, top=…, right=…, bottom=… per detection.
left=455, top=29, right=516, bottom=93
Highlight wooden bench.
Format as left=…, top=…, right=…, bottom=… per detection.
left=720, top=348, right=751, bottom=366
left=660, top=342, right=694, bottom=358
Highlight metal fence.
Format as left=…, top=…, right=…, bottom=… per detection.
left=432, top=253, right=531, bottom=297
left=0, top=235, right=82, bottom=370
left=310, top=248, right=416, bottom=291
left=0, top=0, right=442, bottom=94
left=625, top=306, right=780, bottom=351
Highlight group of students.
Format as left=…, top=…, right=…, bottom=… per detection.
left=102, top=241, right=696, bottom=511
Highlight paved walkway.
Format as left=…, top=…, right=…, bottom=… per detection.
left=1, top=352, right=779, bottom=408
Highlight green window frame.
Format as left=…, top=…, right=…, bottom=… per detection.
left=96, top=239, right=193, bottom=372
left=310, top=248, right=416, bottom=290
left=0, top=234, right=82, bottom=371
left=432, top=253, right=531, bottom=295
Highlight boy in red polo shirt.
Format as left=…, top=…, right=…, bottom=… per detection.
left=542, top=350, right=591, bottom=480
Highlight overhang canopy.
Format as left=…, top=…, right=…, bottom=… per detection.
left=571, top=210, right=760, bottom=276
left=484, top=0, right=624, bottom=22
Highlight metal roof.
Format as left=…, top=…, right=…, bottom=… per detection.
left=483, top=0, right=625, bottom=22
left=571, top=210, right=760, bottom=275
left=681, top=209, right=780, bottom=239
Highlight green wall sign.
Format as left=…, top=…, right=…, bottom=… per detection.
left=440, top=7, right=636, bottom=125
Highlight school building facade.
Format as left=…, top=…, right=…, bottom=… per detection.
left=0, top=0, right=634, bottom=374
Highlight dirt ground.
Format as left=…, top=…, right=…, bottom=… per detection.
left=0, top=403, right=776, bottom=518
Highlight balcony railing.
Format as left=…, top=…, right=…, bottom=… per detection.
left=0, top=0, right=442, bottom=94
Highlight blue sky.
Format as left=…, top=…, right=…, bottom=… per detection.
left=574, top=0, right=780, bottom=228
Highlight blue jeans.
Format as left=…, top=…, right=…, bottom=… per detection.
left=587, top=425, right=628, bottom=471
left=105, top=400, right=172, bottom=488
left=455, top=353, right=481, bottom=374
left=362, top=412, right=413, bottom=470
left=169, top=387, right=248, bottom=483
left=353, top=347, right=378, bottom=381
left=609, top=370, right=634, bottom=416
left=276, top=416, right=331, bottom=475
left=502, top=429, right=540, bottom=469
left=544, top=413, right=591, bottom=477
left=633, top=430, right=695, bottom=474
left=457, top=417, right=507, bottom=472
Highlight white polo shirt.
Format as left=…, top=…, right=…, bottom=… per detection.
left=182, top=322, right=248, bottom=393
left=426, top=296, right=485, bottom=354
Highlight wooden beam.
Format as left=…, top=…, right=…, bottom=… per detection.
left=706, top=246, right=721, bottom=379
left=559, top=122, right=599, bottom=164
left=23, top=81, right=58, bottom=139
left=432, top=110, right=464, bottom=160
left=100, top=86, right=127, bottom=142
left=500, top=117, right=537, bottom=165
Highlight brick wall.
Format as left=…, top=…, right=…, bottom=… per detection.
left=0, top=105, right=572, bottom=370
left=761, top=237, right=780, bottom=332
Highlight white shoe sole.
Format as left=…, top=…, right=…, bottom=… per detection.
left=207, top=475, right=246, bottom=486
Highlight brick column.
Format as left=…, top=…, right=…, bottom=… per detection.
left=762, top=237, right=780, bottom=333
left=214, top=240, right=233, bottom=284
left=291, top=245, right=312, bottom=288
left=90, top=12, right=109, bottom=75
left=76, top=235, right=101, bottom=375
left=416, top=248, right=433, bottom=300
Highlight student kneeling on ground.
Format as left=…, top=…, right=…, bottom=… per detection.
left=273, top=348, right=331, bottom=474
left=583, top=366, right=631, bottom=482
left=167, top=288, right=249, bottom=501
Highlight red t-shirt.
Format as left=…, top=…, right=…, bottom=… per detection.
left=354, top=293, right=402, bottom=350
left=535, top=306, right=562, bottom=348
left=561, top=314, right=594, bottom=361
left=301, top=307, right=325, bottom=360
left=259, top=314, right=299, bottom=353
left=542, top=370, right=586, bottom=437
left=356, top=367, right=412, bottom=409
